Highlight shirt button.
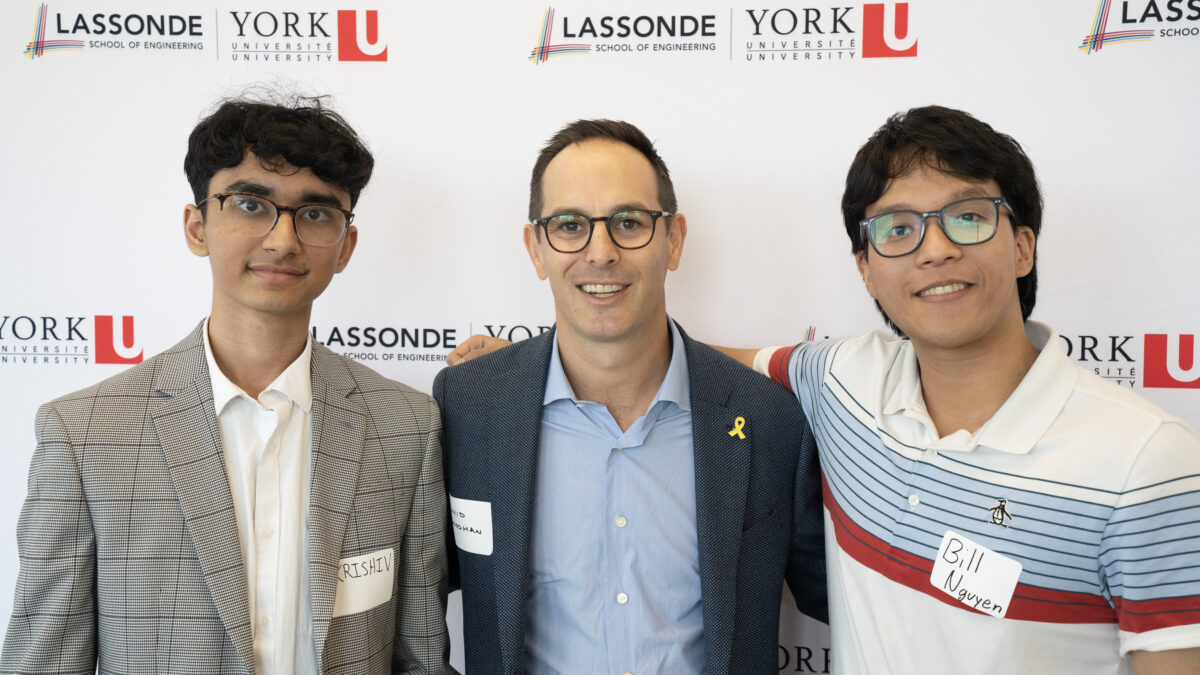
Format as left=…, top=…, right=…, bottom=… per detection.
left=924, top=448, right=938, bottom=459
left=616, top=592, right=629, bottom=605
left=615, top=515, right=628, bottom=528
left=259, top=615, right=270, bottom=628
left=908, top=494, right=920, bottom=507
left=624, top=672, right=633, bottom=675
left=261, top=527, right=275, bottom=539
left=614, top=447, right=623, bottom=452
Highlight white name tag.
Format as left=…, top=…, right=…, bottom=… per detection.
left=332, top=547, right=394, bottom=618
left=449, top=495, right=493, bottom=555
left=930, top=530, right=1022, bottom=618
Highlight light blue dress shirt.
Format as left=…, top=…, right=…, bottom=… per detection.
left=525, top=321, right=705, bottom=675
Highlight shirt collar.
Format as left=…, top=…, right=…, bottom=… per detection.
left=543, top=318, right=691, bottom=412
left=881, top=321, right=1077, bottom=454
left=202, top=317, right=314, bottom=414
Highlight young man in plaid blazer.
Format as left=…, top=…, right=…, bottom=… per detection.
left=1, top=96, right=452, bottom=674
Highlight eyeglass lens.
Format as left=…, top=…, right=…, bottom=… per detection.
left=220, top=194, right=347, bottom=246
left=867, top=198, right=999, bottom=257
left=544, top=210, right=657, bottom=253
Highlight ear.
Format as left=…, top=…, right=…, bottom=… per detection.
left=184, top=204, right=209, bottom=257
left=1014, top=225, right=1035, bottom=278
left=334, top=225, right=358, bottom=273
left=665, top=213, right=687, bottom=271
left=855, top=249, right=878, bottom=299
left=523, top=224, right=548, bottom=280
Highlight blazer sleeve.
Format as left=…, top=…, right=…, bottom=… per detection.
left=0, top=403, right=99, bottom=674
left=391, top=395, right=455, bottom=674
left=431, top=368, right=460, bottom=593
left=787, top=415, right=829, bottom=624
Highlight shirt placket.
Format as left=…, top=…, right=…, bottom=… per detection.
left=253, top=392, right=291, bottom=674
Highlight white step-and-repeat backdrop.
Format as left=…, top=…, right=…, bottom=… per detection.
left=2, top=1, right=1197, bottom=671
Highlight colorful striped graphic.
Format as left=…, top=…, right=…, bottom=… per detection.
left=23, top=3, right=84, bottom=58
left=803, top=325, right=816, bottom=342
left=1079, top=0, right=1153, bottom=53
left=528, top=7, right=590, bottom=64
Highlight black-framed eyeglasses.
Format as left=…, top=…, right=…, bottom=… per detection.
left=197, top=192, right=354, bottom=247
left=859, top=197, right=1009, bottom=258
left=532, top=209, right=671, bottom=253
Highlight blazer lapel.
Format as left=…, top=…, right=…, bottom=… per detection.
left=486, top=330, right=553, bottom=672
left=306, top=344, right=368, bottom=666
left=682, top=328, right=752, bottom=673
left=150, top=324, right=255, bottom=673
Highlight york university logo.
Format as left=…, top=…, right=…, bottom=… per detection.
left=862, top=2, right=917, bottom=57
left=94, top=315, right=142, bottom=364
left=337, top=9, right=387, bottom=61
left=1144, top=334, right=1200, bottom=389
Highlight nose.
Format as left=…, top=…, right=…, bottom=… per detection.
left=584, top=219, right=619, bottom=266
left=913, top=214, right=961, bottom=266
left=261, top=209, right=303, bottom=254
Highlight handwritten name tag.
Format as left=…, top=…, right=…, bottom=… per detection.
left=449, top=495, right=493, bottom=555
left=332, top=547, right=394, bottom=618
left=930, top=530, right=1021, bottom=618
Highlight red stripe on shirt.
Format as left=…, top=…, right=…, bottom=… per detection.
left=822, top=474, right=1119, bottom=624
left=1112, top=595, right=1200, bottom=633
left=769, top=345, right=797, bottom=391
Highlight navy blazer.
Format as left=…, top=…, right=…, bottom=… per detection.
left=434, top=323, right=826, bottom=674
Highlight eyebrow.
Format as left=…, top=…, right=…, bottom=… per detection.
left=546, top=202, right=654, bottom=217
left=872, top=186, right=995, bottom=214
left=220, top=180, right=348, bottom=209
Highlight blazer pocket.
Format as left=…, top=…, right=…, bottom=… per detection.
left=742, top=501, right=786, bottom=541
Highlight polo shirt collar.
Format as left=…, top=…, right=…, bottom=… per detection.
left=543, top=318, right=691, bottom=412
left=881, top=321, right=1076, bottom=454
left=202, top=318, right=314, bottom=414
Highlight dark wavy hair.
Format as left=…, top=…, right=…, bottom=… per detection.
left=528, top=119, right=677, bottom=223
left=841, top=105, right=1042, bottom=334
left=184, top=94, right=374, bottom=209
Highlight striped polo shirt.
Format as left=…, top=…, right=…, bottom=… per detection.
left=755, top=321, right=1200, bottom=673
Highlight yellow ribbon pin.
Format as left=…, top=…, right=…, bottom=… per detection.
left=728, top=416, right=746, bottom=439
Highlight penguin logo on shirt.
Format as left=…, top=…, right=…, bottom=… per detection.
left=988, top=498, right=1012, bottom=527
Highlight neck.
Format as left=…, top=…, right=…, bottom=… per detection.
left=206, top=304, right=310, bottom=398
left=556, top=315, right=673, bottom=432
left=913, top=319, right=1039, bottom=437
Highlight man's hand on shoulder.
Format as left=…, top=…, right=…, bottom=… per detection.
left=446, top=334, right=512, bottom=366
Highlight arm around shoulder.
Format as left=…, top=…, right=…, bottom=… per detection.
left=0, top=402, right=98, bottom=673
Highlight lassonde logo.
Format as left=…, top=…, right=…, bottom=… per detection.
left=528, top=6, right=718, bottom=62
left=23, top=3, right=85, bottom=58
left=529, top=7, right=591, bottom=64
left=1079, top=0, right=1155, bottom=52
left=1079, top=0, right=1200, bottom=53
left=23, top=4, right=204, bottom=57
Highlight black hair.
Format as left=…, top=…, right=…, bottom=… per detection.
left=184, top=94, right=373, bottom=209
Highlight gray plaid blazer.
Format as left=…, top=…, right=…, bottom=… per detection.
left=1, top=322, right=451, bottom=674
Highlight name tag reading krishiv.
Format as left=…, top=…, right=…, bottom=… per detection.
left=930, top=530, right=1022, bottom=618
left=332, top=547, right=394, bottom=618
left=449, top=495, right=493, bottom=555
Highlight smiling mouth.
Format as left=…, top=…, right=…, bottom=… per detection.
left=579, top=283, right=626, bottom=298
left=917, top=282, right=969, bottom=297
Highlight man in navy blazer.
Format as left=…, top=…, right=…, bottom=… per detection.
left=434, top=120, right=826, bottom=673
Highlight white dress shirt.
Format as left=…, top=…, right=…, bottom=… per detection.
left=203, top=320, right=317, bottom=675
